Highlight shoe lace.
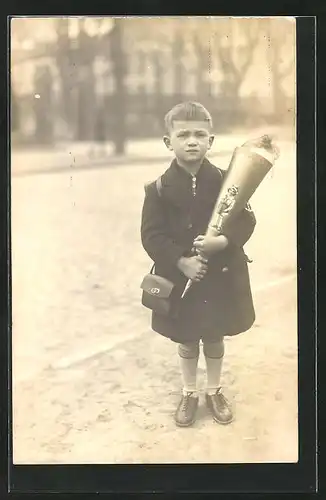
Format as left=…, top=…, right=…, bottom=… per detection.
left=216, top=390, right=228, bottom=407
left=181, top=393, right=193, bottom=411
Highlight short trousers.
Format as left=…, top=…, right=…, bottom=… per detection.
left=178, top=338, right=225, bottom=359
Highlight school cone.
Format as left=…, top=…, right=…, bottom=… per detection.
left=181, top=135, right=280, bottom=299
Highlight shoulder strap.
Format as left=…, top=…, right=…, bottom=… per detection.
left=149, top=176, right=164, bottom=274
left=156, top=175, right=162, bottom=197
left=144, top=176, right=163, bottom=197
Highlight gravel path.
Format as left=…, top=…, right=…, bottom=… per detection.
left=11, top=138, right=298, bottom=464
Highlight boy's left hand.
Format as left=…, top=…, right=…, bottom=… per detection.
left=193, top=234, right=228, bottom=257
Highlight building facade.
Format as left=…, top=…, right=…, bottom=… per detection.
left=11, top=17, right=296, bottom=144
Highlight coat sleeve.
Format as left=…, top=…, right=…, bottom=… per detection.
left=221, top=205, right=256, bottom=248
left=141, top=182, right=188, bottom=268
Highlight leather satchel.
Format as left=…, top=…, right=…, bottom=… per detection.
left=141, top=175, right=177, bottom=317
left=140, top=265, right=176, bottom=316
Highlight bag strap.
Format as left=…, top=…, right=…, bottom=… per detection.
left=144, top=176, right=162, bottom=197
left=156, top=175, right=162, bottom=197
left=148, top=176, right=162, bottom=275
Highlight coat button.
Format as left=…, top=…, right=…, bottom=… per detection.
left=222, top=267, right=228, bottom=272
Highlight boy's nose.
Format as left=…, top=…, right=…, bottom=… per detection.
left=187, top=137, right=198, bottom=146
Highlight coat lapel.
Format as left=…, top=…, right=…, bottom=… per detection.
left=161, top=159, right=193, bottom=209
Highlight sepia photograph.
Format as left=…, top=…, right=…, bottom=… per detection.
left=11, top=16, right=297, bottom=465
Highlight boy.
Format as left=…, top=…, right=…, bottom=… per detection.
left=141, top=102, right=256, bottom=427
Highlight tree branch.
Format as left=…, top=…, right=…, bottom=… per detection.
left=215, top=36, right=239, bottom=83
left=214, top=21, right=260, bottom=87
left=238, top=23, right=260, bottom=77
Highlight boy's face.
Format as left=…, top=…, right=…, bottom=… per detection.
left=164, top=120, right=214, bottom=165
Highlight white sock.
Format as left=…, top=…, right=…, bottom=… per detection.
left=179, top=356, right=199, bottom=396
left=205, top=355, right=223, bottom=396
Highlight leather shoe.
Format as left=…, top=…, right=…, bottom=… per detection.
left=205, top=388, right=233, bottom=424
left=174, top=392, right=199, bottom=427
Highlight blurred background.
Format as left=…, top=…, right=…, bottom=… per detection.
left=11, top=16, right=295, bottom=155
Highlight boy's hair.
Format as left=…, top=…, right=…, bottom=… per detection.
left=164, top=101, right=213, bottom=133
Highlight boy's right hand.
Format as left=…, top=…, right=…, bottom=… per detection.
left=177, top=255, right=208, bottom=282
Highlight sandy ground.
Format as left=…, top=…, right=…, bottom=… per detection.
left=11, top=136, right=298, bottom=464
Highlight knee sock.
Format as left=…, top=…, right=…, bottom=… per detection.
left=203, top=340, right=225, bottom=396
left=178, top=342, right=200, bottom=396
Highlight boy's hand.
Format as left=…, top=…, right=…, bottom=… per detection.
left=177, top=255, right=208, bottom=282
left=193, top=234, right=228, bottom=257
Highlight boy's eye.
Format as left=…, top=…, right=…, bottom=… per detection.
left=176, top=130, right=208, bottom=138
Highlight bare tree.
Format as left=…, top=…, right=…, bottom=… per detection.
left=75, top=19, right=97, bottom=141
left=193, top=32, right=212, bottom=99
left=265, top=18, right=295, bottom=117
left=109, top=18, right=127, bottom=155
left=172, top=29, right=185, bottom=99
left=55, top=18, right=75, bottom=137
left=33, top=65, right=53, bottom=144
left=214, top=18, right=261, bottom=106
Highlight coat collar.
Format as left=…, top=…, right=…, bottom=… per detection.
left=161, top=157, right=224, bottom=208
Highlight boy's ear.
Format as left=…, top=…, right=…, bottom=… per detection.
left=208, top=135, right=215, bottom=150
left=163, top=135, right=173, bottom=151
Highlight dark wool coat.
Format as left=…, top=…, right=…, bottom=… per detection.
left=141, top=157, right=256, bottom=344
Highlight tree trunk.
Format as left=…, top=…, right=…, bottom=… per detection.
left=77, top=22, right=96, bottom=141
left=153, top=51, right=163, bottom=130
left=110, top=19, right=127, bottom=155
left=34, top=66, right=54, bottom=144
left=272, top=68, right=287, bottom=117
left=172, top=31, right=184, bottom=100
left=266, top=19, right=289, bottom=118
left=55, top=19, right=74, bottom=134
